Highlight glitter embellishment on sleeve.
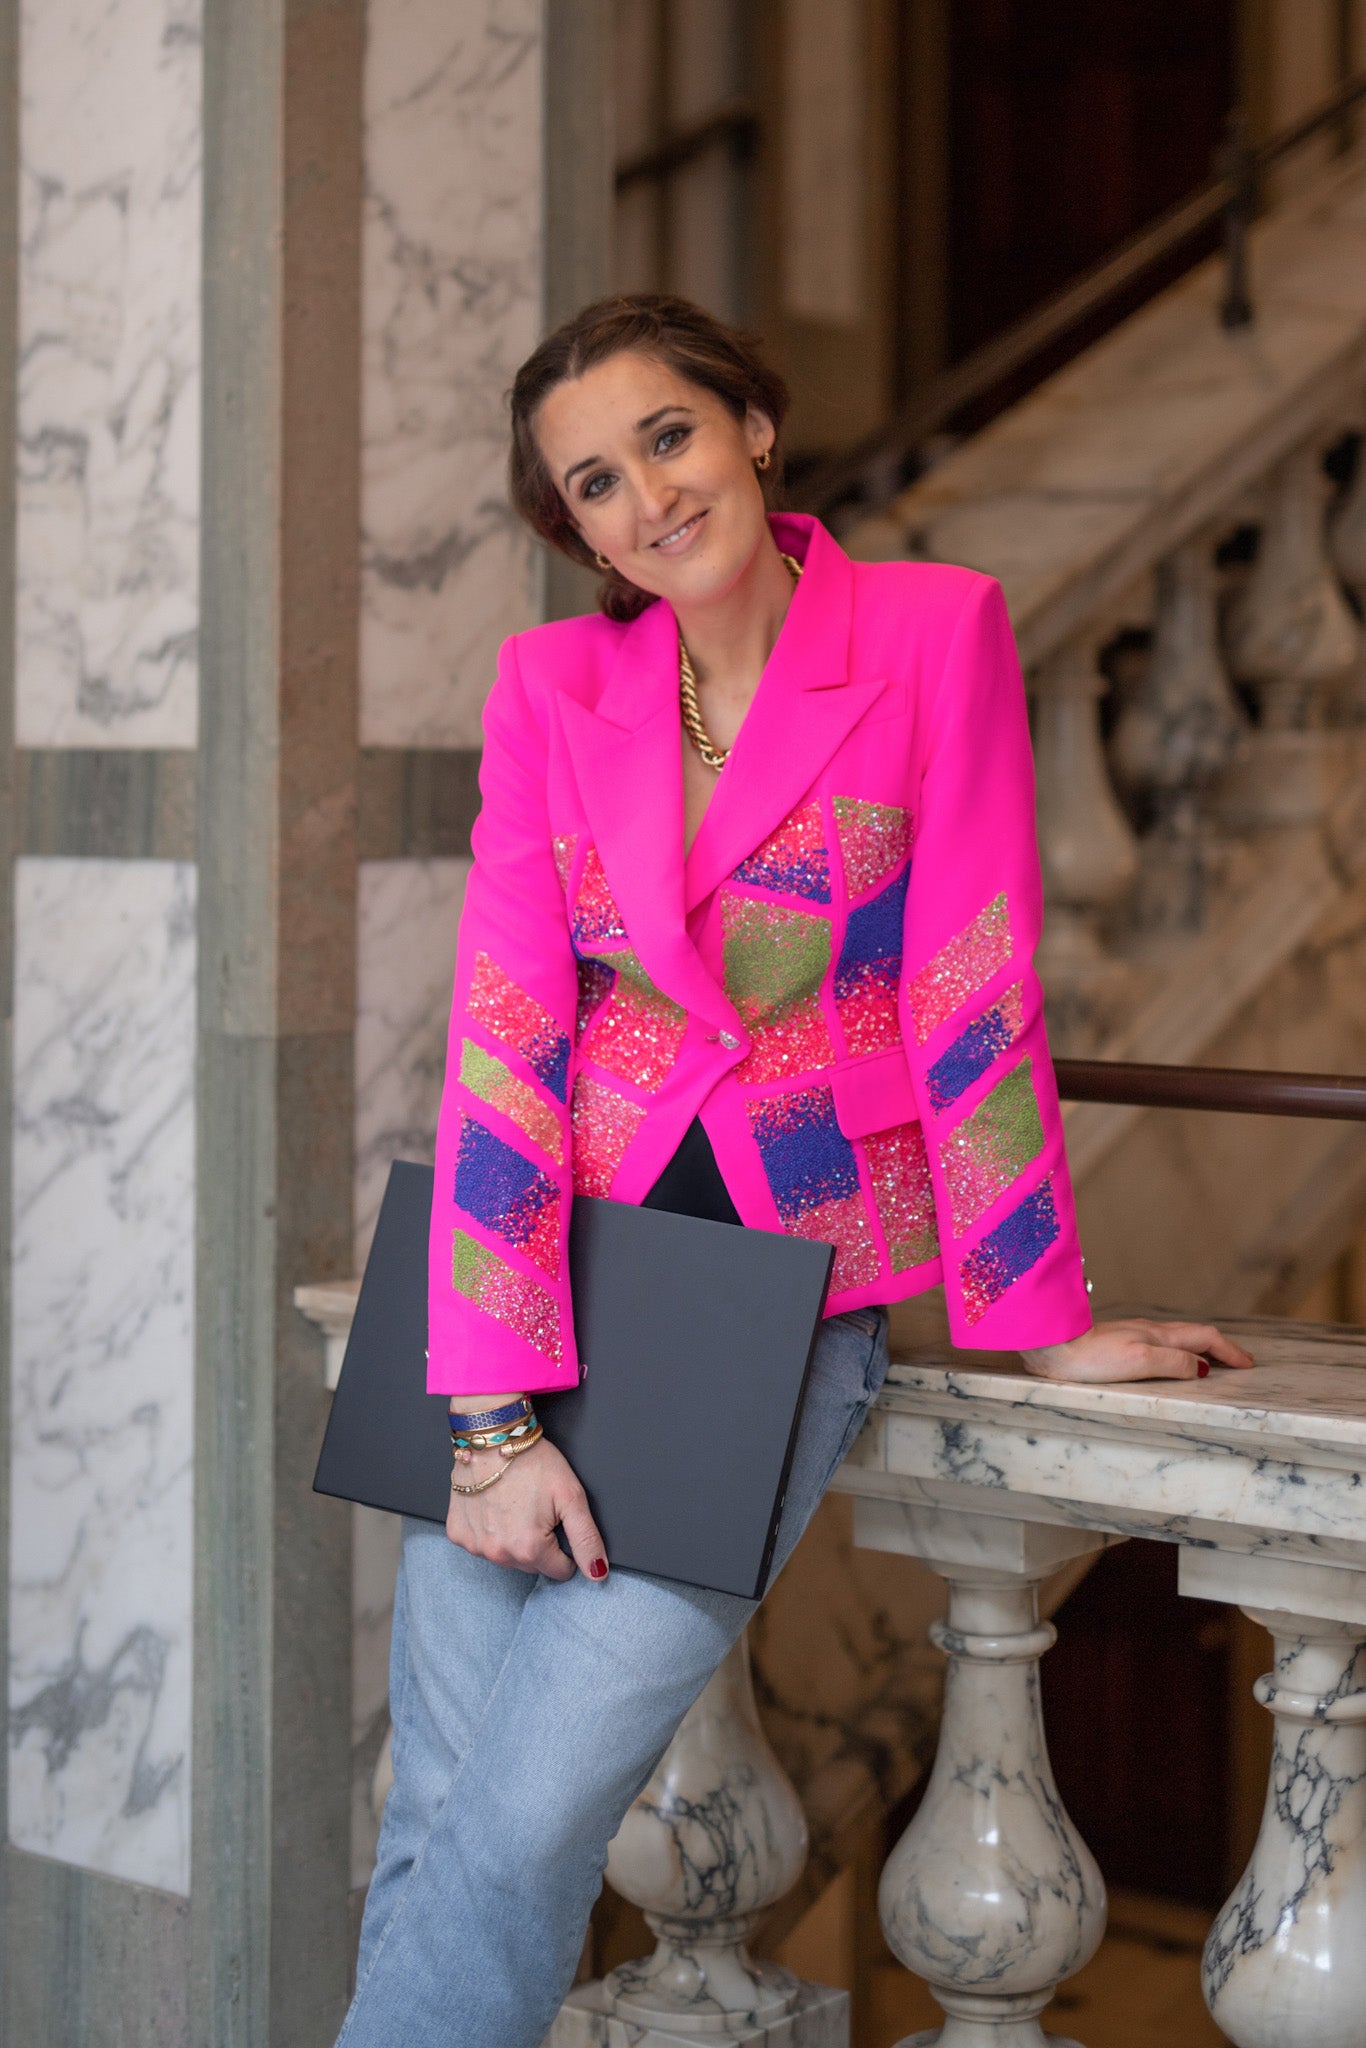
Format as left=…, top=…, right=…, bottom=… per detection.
left=834, top=797, right=914, bottom=899
left=834, top=867, right=909, bottom=1056
left=579, top=949, right=687, bottom=1093
left=722, top=893, right=835, bottom=1082
left=864, top=1120, right=939, bottom=1271
left=733, top=802, right=831, bottom=903
left=468, top=952, right=572, bottom=1101
left=454, top=1113, right=562, bottom=1276
left=748, top=1082, right=878, bottom=1291
left=552, top=832, right=579, bottom=895
left=576, top=957, right=616, bottom=1041
left=459, top=1039, right=563, bottom=1164
left=959, top=1176, right=1059, bottom=1325
left=570, top=846, right=629, bottom=954
left=907, top=894, right=1012, bottom=1047
left=451, top=1229, right=562, bottom=1364
left=571, top=1070, right=647, bottom=1197
left=925, top=983, right=1025, bottom=1114
left=940, top=1057, right=1045, bottom=1236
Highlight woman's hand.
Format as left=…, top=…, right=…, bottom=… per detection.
left=1021, top=1317, right=1255, bottom=1384
left=445, top=1436, right=609, bottom=1583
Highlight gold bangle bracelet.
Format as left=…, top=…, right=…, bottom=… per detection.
left=498, top=1425, right=545, bottom=1459
left=451, top=1461, right=509, bottom=1497
left=451, top=1418, right=539, bottom=1450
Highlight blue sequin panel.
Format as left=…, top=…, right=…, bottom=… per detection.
left=733, top=802, right=831, bottom=903
left=454, top=1112, right=561, bottom=1277
left=833, top=866, right=909, bottom=1055
left=926, top=983, right=1025, bottom=1114
left=748, top=1082, right=860, bottom=1225
left=959, top=1176, right=1059, bottom=1325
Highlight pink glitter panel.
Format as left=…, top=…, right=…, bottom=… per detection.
left=834, top=797, right=914, bottom=898
left=736, top=1000, right=835, bottom=1084
left=834, top=978, right=900, bottom=1058
left=552, top=832, right=578, bottom=894
left=940, top=1057, right=1044, bottom=1236
left=907, top=894, right=1013, bottom=1046
left=863, top=1121, right=939, bottom=1271
left=733, top=802, right=831, bottom=903
left=581, top=950, right=687, bottom=1093
left=450, top=1230, right=562, bottom=1364
left=576, top=957, right=616, bottom=1041
left=792, top=1192, right=881, bottom=1292
left=571, top=1071, right=647, bottom=1196
left=571, top=846, right=629, bottom=955
left=467, top=952, right=571, bottom=1100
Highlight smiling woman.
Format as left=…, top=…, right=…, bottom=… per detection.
left=331, top=292, right=1253, bottom=2048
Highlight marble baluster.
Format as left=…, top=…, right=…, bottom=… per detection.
left=549, top=1630, right=849, bottom=2045
left=873, top=1515, right=1110, bottom=2048
left=1220, top=443, right=1362, bottom=824
left=1109, top=540, right=1246, bottom=931
left=1030, top=636, right=1138, bottom=1044
left=1198, top=1610, right=1366, bottom=2048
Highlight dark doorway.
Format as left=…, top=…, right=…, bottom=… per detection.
left=945, top=0, right=1237, bottom=401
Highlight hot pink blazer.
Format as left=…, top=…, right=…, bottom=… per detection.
left=428, top=512, right=1092, bottom=1395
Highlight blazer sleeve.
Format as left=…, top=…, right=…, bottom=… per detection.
left=898, top=575, right=1092, bottom=1351
left=426, top=633, right=580, bottom=1396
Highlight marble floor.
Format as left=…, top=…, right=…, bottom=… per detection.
left=864, top=1891, right=1226, bottom=2047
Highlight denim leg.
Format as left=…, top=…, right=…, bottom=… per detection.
left=336, top=1306, right=889, bottom=2048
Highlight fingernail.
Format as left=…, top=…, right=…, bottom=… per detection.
left=1197, top=1358, right=1210, bottom=1377
left=589, top=1558, right=608, bottom=1580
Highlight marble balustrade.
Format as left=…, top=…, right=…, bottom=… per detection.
left=294, top=1283, right=1366, bottom=2047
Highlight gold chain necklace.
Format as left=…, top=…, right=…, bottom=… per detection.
left=679, top=550, right=803, bottom=772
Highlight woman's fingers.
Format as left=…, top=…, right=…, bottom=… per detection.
left=1150, top=1320, right=1255, bottom=1370
left=555, top=1482, right=609, bottom=1583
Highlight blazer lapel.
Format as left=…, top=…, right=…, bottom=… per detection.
left=682, top=516, right=887, bottom=912
left=558, top=603, right=732, bottom=1027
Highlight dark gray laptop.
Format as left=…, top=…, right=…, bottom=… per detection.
left=312, top=1160, right=835, bottom=1597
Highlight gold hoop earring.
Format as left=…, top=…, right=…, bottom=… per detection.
left=593, top=551, right=612, bottom=571
left=755, top=448, right=772, bottom=472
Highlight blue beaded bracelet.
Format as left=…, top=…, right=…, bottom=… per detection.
left=448, top=1397, right=531, bottom=1433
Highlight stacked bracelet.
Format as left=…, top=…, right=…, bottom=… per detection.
left=449, top=1421, right=545, bottom=1492
left=448, top=1395, right=532, bottom=1435
left=451, top=1409, right=539, bottom=1455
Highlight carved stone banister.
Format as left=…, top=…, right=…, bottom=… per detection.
left=1329, top=415, right=1366, bottom=604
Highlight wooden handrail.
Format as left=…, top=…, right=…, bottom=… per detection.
left=1055, top=1059, right=1366, bottom=1121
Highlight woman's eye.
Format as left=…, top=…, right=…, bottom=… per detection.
left=582, top=471, right=614, bottom=500
left=655, top=425, right=689, bottom=454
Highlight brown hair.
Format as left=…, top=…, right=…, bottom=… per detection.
left=509, top=293, right=790, bottom=623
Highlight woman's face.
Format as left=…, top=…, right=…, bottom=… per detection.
left=533, top=349, right=775, bottom=608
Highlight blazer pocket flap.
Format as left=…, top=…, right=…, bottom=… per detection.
left=831, top=1044, right=919, bottom=1139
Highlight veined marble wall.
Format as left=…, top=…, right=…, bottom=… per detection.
left=8, top=0, right=201, bottom=1907
left=16, top=0, right=201, bottom=748
left=9, top=859, right=196, bottom=1893
left=361, top=0, right=543, bottom=747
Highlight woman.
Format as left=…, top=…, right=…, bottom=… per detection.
left=336, top=294, right=1251, bottom=2046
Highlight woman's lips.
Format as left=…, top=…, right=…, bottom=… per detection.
left=650, top=509, right=707, bottom=555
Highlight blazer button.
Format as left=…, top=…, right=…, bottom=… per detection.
left=719, top=1029, right=740, bottom=1050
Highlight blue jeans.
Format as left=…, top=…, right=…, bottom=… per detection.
left=335, top=1304, right=890, bottom=2048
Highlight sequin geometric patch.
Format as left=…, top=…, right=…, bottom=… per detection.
left=580, top=949, right=687, bottom=1094
left=576, top=956, right=616, bottom=1041
left=733, top=802, right=831, bottom=903
left=468, top=952, right=572, bottom=1101
left=571, top=846, right=629, bottom=955
left=925, top=983, right=1026, bottom=1115
left=451, top=1229, right=562, bottom=1364
left=748, top=1083, right=860, bottom=1223
left=834, top=797, right=914, bottom=899
left=864, top=1120, right=939, bottom=1271
left=940, top=1057, right=1044, bottom=1237
left=454, top=1113, right=561, bottom=1276
left=834, top=867, right=908, bottom=1056
left=552, top=832, right=578, bottom=895
left=959, top=1176, right=1059, bottom=1326
left=723, top=892, right=835, bottom=1082
left=459, top=1039, right=563, bottom=1164
left=791, top=1192, right=880, bottom=1292
left=907, top=894, right=1013, bottom=1047
left=571, top=1071, right=647, bottom=1197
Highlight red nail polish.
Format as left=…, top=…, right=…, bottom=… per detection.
left=1197, top=1358, right=1210, bottom=1377
left=589, top=1558, right=608, bottom=1580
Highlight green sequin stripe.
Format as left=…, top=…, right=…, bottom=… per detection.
left=459, top=1039, right=563, bottom=1164
left=939, top=1056, right=1045, bottom=1238
left=722, top=894, right=831, bottom=1024
left=451, top=1229, right=562, bottom=1364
